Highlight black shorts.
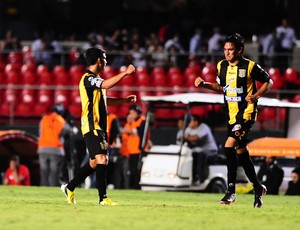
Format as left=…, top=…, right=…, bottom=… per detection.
left=83, top=130, right=108, bottom=159
left=227, top=120, right=254, bottom=148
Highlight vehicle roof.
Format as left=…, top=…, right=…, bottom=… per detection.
left=141, top=93, right=300, bottom=108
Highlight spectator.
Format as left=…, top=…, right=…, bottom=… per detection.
left=261, top=28, right=281, bottom=69
left=276, top=18, right=297, bottom=71
left=31, top=33, right=53, bottom=66
left=37, top=104, right=71, bottom=186
left=123, top=105, right=147, bottom=189
left=0, top=29, right=22, bottom=52
left=129, top=41, right=147, bottom=68
left=207, top=27, right=226, bottom=63
left=285, top=168, right=300, bottom=196
left=257, top=156, right=284, bottom=195
left=3, top=155, right=30, bottom=186
left=115, top=113, right=134, bottom=189
left=184, top=115, right=218, bottom=185
left=176, top=116, right=185, bottom=145
left=189, top=28, right=202, bottom=56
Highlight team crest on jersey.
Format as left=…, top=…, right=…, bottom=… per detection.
left=238, top=69, right=246, bottom=78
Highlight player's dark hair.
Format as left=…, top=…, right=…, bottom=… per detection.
left=85, top=46, right=106, bottom=65
left=225, top=33, right=244, bottom=52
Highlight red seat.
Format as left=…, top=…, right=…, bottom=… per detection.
left=15, top=103, right=34, bottom=116
left=68, top=104, right=81, bottom=118
left=152, top=67, right=166, bottom=77
left=54, top=88, right=69, bottom=107
left=168, top=67, right=181, bottom=77
left=33, top=103, right=51, bottom=116
left=5, top=71, right=19, bottom=84
left=184, top=73, right=197, bottom=87
left=102, top=66, right=116, bottom=79
left=270, top=73, right=284, bottom=89
left=37, top=64, right=50, bottom=76
left=152, top=72, right=167, bottom=86
left=168, top=73, right=184, bottom=87
left=38, top=71, right=53, bottom=85
left=190, top=106, right=209, bottom=117
left=0, top=103, right=13, bottom=116
left=22, top=71, right=36, bottom=85
left=0, top=72, right=5, bottom=85
left=53, top=65, right=68, bottom=85
left=20, top=86, right=35, bottom=106
left=136, top=66, right=148, bottom=75
left=292, top=94, right=300, bottom=103
left=258, top=107, right=277, bottom=129
left=37, top=87, right=53, bottom=107
left=69, top=64, right=84, bottom=75
left=284, top=68, right=299, bottom=83
left=184, top=63, right=202, bottom=77
left=5, top=63, right=22, bottom=74
left=155, top=108, right=171, bottom=119
left=70, top=90, right=81, bottom=104
left=21, top=63, right=36, bottom=75
left=202, top=63, right=217, bottom=76
left=3, top=86, right=19, bottom=103
left=0, top=61, right=6, bottom=72
left=202, top=73, right=216, bottom=83
left=54, top=71, right=69, bottom=85
left=136, top=72, right=150, bottom=86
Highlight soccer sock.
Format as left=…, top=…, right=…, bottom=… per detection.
left=96, top=164, right=108, bottom=201
left=237, top=150, right=260, bottom=190
left=67, top=163, right=95, bottom=191
left=224, top=147, right=238, bottom=193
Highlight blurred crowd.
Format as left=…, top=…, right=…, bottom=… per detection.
left=0, top=18, right=297, bottom=73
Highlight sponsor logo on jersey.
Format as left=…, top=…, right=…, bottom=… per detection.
left=225, top=96, right=242, bottom=102
left=238, top=69, right=246, bottom=78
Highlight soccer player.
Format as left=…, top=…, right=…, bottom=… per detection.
left=61, top=46, right=136, bottom=205
left=194, top=33, right=273, bottom=208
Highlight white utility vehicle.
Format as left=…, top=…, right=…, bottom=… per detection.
left=139, top=93, right=300, bottom=193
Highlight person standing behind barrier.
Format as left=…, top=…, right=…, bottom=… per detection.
left=257, top=156, right=284, bottom=195
left=124, top=105, right=147, bottom=189
left=276, top=18, right=297, bottom=72
left=3, top=155, right=31, bottom=186
left=194, top=33, right=273, bottom=208
left=115, top=113, right=134, bottom=189
left=38, top=104, right=71, bottom=186
left=184, top=115, right=218, bottom=185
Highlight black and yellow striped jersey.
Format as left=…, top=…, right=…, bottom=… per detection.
left=79, top=70, right=107, bottom=135
left=216, top=57, right=270, bottom=125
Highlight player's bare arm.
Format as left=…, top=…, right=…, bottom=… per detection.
left=194, top=76, right=223, bottom=92
left=102, top=64, right=135, bottom=89
left=107, top=94, right=137, bottom=106
left=246, top=79, right=273, bottom=104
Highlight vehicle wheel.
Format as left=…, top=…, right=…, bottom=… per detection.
left=206, top=180, right=226, bottom=193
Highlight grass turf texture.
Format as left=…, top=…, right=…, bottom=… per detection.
left=0, top=186, right=299, bottom=230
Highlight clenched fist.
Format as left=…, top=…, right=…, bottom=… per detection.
left=125, top=64, right=135, bottom=75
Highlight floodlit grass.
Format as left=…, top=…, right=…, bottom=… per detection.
left=0, top=186, right=299, bottom=230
